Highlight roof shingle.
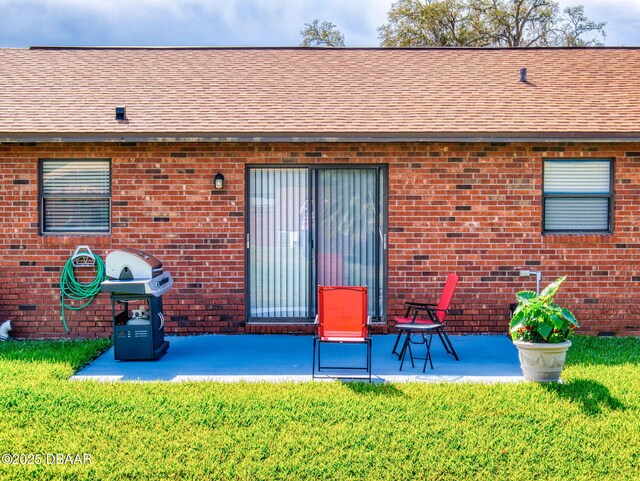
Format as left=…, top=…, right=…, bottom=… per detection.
left=1, top=47, right=639, bottom=141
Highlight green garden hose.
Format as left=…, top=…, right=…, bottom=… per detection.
left=60, top=253, right=106, bottom=333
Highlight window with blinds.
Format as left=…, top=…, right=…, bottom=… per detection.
left=543, top=160, right=612, bottom=233
left=40, top=159, right=111, bottom=234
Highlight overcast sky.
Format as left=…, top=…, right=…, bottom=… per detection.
left=0, top=0, right=639, bottom=48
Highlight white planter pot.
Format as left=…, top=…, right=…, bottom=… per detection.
left=513, top=340, right=571, bottom=383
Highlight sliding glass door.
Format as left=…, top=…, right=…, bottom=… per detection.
left=247, top=166, right=386, bottom=322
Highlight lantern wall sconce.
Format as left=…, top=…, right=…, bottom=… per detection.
left=214, top=173, right=224, bottom=190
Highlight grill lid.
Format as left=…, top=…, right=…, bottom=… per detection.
left=105, top=248, right=163, bottom=280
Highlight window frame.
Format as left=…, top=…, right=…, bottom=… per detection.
left=39, top=158, right=112, bottom=236
left=542, top=158, right=614, bottom=235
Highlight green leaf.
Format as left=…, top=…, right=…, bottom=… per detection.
left=562, top=307, right=578, bottom=326
left=538, top=322, right=553, bottom=339
left=550, top=314, right=564, bottom=329
left=516, top=291, right=537, bottom=302
left=511, top=303, right=523, bottom=318
left=509, top=310, right=525, bottom=330
left=540, top=276, right=566, bottom=300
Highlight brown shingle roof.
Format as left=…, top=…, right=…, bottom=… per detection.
left=1, top=47, right=639, bottom=142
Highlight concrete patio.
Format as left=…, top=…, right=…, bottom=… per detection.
left=72, top=334, right=524, bottom=383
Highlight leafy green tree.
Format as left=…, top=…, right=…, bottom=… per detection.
left=300, top=19, right=345, bottom=47
left=378, top=0, right=606, bottom=47
left=379, top=0, right=489, bottom=47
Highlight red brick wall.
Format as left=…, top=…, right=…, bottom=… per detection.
left=1, top=141, right=639, bottom=338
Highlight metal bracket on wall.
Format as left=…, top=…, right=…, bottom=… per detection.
left=71, top=245, right=96, bottom=267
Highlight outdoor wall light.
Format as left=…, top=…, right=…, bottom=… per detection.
left=519, top=269, right=542, bottom=295
left=214, top=173, right=224, bottom=190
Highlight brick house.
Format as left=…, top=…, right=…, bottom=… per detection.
left=1, top=46, right=639, bottom=338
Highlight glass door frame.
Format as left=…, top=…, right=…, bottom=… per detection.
left=244, top=164, right=388, bottom=324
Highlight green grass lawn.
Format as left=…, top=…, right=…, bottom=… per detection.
left=0, top=336, right=638, bottom=481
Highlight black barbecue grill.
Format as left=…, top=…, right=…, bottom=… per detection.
left=101, top=249, right=172, bottom=361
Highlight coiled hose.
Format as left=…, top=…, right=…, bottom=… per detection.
left=60, top=253, right=106, bottom=333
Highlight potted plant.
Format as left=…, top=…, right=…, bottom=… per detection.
left=509, top=276, right=579, bottom=382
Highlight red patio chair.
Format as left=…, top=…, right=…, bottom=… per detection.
left=312, top=286, right=371, bottom=382
left=392, top=273, right=460, bottom=372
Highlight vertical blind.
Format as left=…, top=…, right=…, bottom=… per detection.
left=41, top=160, right=111, bottom=233
left=543, top=160, right=611, bottom=232
left=248, top=168, right=309, bottom=318
left=316, top=169, right=378, bottom=316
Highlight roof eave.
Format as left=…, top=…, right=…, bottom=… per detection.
left=2, top=131, right=640, bottom=144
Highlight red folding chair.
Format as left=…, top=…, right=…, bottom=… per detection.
left=392, top=273, right=460, bottom=371
left=312, top=286, right=371, bottom=382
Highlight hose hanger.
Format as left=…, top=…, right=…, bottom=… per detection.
left=71, top=245, right=96, bottom=268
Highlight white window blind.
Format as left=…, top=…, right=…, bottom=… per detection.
left=543, top=161, right=610, bottom=194
left=543, top=160, right=611, bottom=232
left=544, top=198, right=610, bottom=231
left=41, top=160, right=111, bottom=233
